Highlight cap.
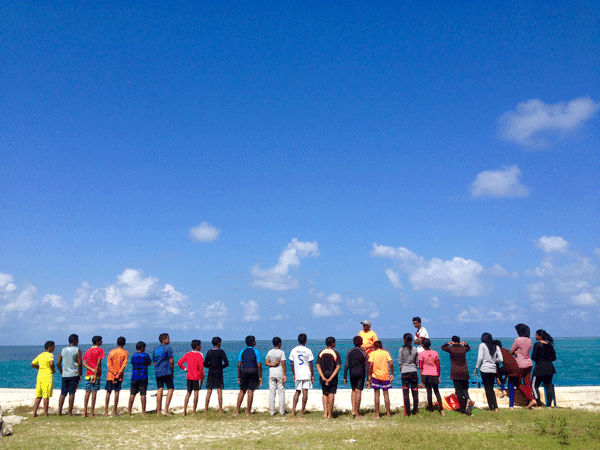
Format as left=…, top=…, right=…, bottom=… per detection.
left=361, top=320, right=371, bottom=326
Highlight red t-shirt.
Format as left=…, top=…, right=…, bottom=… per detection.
left=83, top=346, right=105, bottom=377
left=177, top=351, right=205, bottom=380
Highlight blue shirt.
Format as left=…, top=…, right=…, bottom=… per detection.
left=153, top=345, right=174, bottom=377
left=238, top=347, right=261, bottom=373
left=131, top=352, right=151, bottom=381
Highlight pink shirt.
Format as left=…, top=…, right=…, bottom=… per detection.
left=418, top=349, right=440, bottom=376
left=510, top=337, right=532, bottom=368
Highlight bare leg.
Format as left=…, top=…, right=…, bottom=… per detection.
left=58, top=395, right=66, bottom=416
left=105, top=391, right=111, bottom=415
left=32, top=397, right=42, bottom=417
left=90, top=391, right=97, bottom=417
left=383, top=390, right=391, bottom=418
left=235, top=389, right=246, bottom=416
left=156, top=387, right=163, bottom=416
left=193, top=390, right=199, bottom=415
left=217, top=388, right=223, bottom=413
left=205, top=389, right=212, bottom=413
left=83, top=391, right=91, bottom=417
left=301, top=389, right=309, bottom=415
left=355, top=389, right=363, bottom=417
left=113, top=391, right=120, bottom=415
left=183, top=391, right=191, bottom=416
left=141, top=395, right=147, bottom=415
left=292, top=390, right=301, bottom=416
left=43, top=398, right=50, bottom=416
left=68, top=393, right=75, bottom=416
left=327, top=393, right=335, bottom=418
left=128, top=394, right=135, bottom=416
left=374, top=389, right=380, bottom=418
left=247, top=389, right=254, bottom=416
left=322, top=394, right=328, bottom=418
left=164, top=388, right=174, bottom=415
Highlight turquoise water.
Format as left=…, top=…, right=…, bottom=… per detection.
left=2, top=338, right=598, bottom=390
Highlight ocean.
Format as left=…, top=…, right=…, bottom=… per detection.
left=2, top=338, right=598, bottom=390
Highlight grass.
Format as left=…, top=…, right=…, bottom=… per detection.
left=2, top=407, right=600, bottom=449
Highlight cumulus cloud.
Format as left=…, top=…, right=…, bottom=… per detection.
left=486, top=264, right=510, bottom=277
left=241, top=299, right=260, bottom=321
left=373, top=244, right=485, bottom=297
left=189, top=222, right=220, bottom=242
left=571, top=292, right=597, bottom=306
left=252, top=238, right=319, bottom=290
left=470, top=166, right=529, bottom=198
left=0, top=273, right=17, bottom=292
left=498, top=97, right=600, bottom=147
left=346, top=297, right=379, bottom=319
left=311, top=302, right=341, bottom=317
left=42, top=294, right=66, bottom=309
left=536, top=236, right=569, bottom=253
left=456, top=303, right=519, bottom=323
left=429, top=296, right=441, bottom=308
left=385, top=269, right=402, bottom=288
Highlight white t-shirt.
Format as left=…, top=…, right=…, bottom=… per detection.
left=289, top=345, right=314, bottom=381
left=416, top=326, right=429, bottom=353
left=266, top=348, right=286, bottom=379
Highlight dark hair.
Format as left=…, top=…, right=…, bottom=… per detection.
left=412, top=317, right=421, bottom=324
left=68, top=334, right=79, bottom=344
left=191, top=339, right=201, bottom=350
left=422, top=338, right=431, bottom=350
left=353, top=336, right=363, bottom=347
left=44, top=340, right=55, bottom=350
left=536, top=329, right=554, bottom=345
left=159, top=333, right=169, bottom=344
left=117, top=336, right=126, bottom=347
left=92, top=335, right=102, bottom=345
left=325, top=336, right=335, bottom=347
left=451, top=335, right=460, bottom=343
left=481, top=332, right=497, bottom=356
left=493, top=339, right=503, bottom=348
left=245, top=335, right=255, bottom=347
left=136, top=341, right=146, bottom=351
left=515, top=323, right=530, bottom=338
left=298, top=333, right=307, bottom=345
left=272, top=336, right=282, bottom=347
left=403, top=333, right=413, bottom=346
left=212, top=336, right=222, bottom=347
left=373, top=340, right=383, bottom=349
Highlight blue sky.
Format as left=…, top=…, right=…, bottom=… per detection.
left=1, top=1, right=599, bottom=345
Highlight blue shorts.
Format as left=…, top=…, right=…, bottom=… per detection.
left=84, top=378, right=101, bottom=392
left=61, top=376, right=79, bottom=396
left=105, top=380, right=123, bottom=392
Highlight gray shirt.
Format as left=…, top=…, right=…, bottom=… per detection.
left=399, top=346, right=419, bottom=373
left=61, top=346, right=80, bottom=378
left=266, top=348, right=286, bottom=379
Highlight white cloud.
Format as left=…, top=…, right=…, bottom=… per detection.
left=373, top=244, right=485, bottom=297
left=429, top=296, right=440, bottom=308
left=42, top=294, right=66, bottom=309
left=241, top=299, right=260, bottom=321
left=536, top=236, right=569, bottom=253
left=202, top=301, right=228, bottom=320
left=487, top=264, right=510, bottom=277
left=346, top=297, right=379, bottom=319
left=456, top=303, right=519, bottom=323
left=498, top=97, right=600, bottom=147
left=385, top=269, right=402, bottom=288
left=277, top=297, right=285, bottom=304
left=252, top=238, right=319, bottom=290
left=0, top=273, right=17, bottom=292
left=189, top=222, right=220, bottom=242
left=3, top=284, right=37, bottom=312
left=571, top=292, right=597, bottom=306
left=311, top=302, right=341, bottom=317
left=470, top=166, right=529, bottom=198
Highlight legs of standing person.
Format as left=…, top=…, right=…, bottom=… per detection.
left=32, top=397, right=42, bottom=417
left=156, top=387, right=163, bottom=416
left=402, top=375, right=410, bottom=416
left=431, top=383, right=445, bottom=415
left=58, top=394, right=66, bottom=416
left=532, top=374, right=542, bottom=406
left=192, top=389, right=199, bottom=415
left=544, top=375, right=555, bottom=407
left=411, top=376, right=419, bottom=414
left=183, top=390, right=191, bottom=416
left=164, top=388, right=174, bottom=415
left=373, top=388, right=381, bottom=418
left=301, top=388, right=309, bottom=415
left=321, top=392, right=328, bottom=418
left=246, top=389, right=255, bottom=416
left=269, top=376, right=277, bottom=415
left=354, top=388, right=363, bottom=417
left=481, top=372, right=498, bottom=411
left=519, top=367, right=536, bottom=408
left=235, top=388, right=246, bottom=416
left=382, top=389, right=391, bottom=418
left=277, top=377, right=286, bottom=414
left=453, top=380, right=467, bottom=413
left=204, top=389, right=212, bottom=413
left=291, top=389, right=300, bottom=416
left=425, top=383, right=433, bottom=412
left=104, top=388, right=112, bottom=415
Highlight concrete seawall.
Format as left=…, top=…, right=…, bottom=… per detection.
left=2, top=386, right=599, bottom=413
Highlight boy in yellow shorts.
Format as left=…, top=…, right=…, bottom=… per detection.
left=31, top=340, right=56, bottom=417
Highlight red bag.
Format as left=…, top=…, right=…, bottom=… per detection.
left=442, top=393, right=460, bottom=410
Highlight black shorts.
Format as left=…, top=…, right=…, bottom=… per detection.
left=239, top=372, right=260, bottom=391
left=206, top=375, right=224, bottom=390
left=422, top=375, right=440, bottom=385
left=105, top=380, right=122, bottom=392
left=187, top=379, right=201, bottom=392
left=320, top=377, right=338, bottom=395
left=350, top=375, right=365, bottom=390
left=61, top=376, right=79, bottom=396
left=130, top=379, right=148, bottom=396
left=156, top=375, right=174, bottom=390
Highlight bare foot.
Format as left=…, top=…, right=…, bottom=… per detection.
left=356, top=414, right=364, bottom=418
left=373, top=415, right=380, bottom=420
left=441, top=410, right=446, bottom=416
